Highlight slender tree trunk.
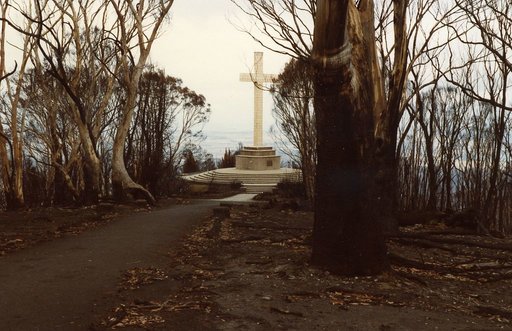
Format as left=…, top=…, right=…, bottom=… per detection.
left=425, top=138, right=437, bottom=210
left=82, top=156, right=101, bottom=205
left=311, top=0, right=388, bottom=276
left=108, top=0, right=174, bottom=205
left=75, top=119, right=101, bottom=205
left=0, top=2, right=25, bottom=210
left=482, top=107, right=506, bottom=228
left=112, top=89, right=155, bottom=204
left=444, top=154, right=453, bottom=210
left=302, top=160, right=315, bottom=204
left=373, top=0, right=408, bottom=234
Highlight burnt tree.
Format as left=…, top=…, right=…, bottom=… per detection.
left=311, top=0, right=388, bottom=275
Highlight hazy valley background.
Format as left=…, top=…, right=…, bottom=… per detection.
left=201, top=129, right=292, bottom=164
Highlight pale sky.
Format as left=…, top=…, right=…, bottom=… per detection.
left=2, top=0, right=292, bottom=156
left=151, top=0, right=290, bottom=147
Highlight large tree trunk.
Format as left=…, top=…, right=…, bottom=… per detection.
left=311, top=0, right=388, bottom=276
left=0, top=136, right=24, bottom=210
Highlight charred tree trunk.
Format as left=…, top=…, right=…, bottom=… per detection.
left=373, top=0, right=408, bottom=234
left=74, top=118, right=101, bottom=205
left=82, top=157, right=101, bottom=205
left=311, top=0, right=388, bottom=276
left=482, top=106, right=507, bottom=228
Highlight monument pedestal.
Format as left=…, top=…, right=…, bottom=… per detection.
left=235, top=146, right=281, bottom=171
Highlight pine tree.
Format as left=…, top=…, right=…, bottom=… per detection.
left=218, top=149, right=236, bottom=168
left=182, top=151, right=199, bottom=173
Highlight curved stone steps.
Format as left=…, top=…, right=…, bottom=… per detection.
left=182, top=167, right=301, bottom=186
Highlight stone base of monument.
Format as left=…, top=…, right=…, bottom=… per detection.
left=235, top=146, right=281, bottom=171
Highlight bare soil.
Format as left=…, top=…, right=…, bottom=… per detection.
left=2, top=195, right=511, bottom=330
left=89, top=202, right=512, bottom=330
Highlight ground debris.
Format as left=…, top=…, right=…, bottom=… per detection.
left=269, top=306, right=304, bottom=317
left=122, top=267, right=167, bottom=290
left=97, top=205, right=512, bottom=330
left=103, top=303, right=165, bottom=329
left=473, top=305, right=512, bottom=322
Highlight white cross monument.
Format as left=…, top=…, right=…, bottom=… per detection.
left=181, top=51, right=301, bottom=185
left=240, top=52, right=278, bottom=147
left=236, top=52, right=281, bottom=171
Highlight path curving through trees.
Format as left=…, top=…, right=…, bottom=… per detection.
left=0, top=200, right=218, bottom=330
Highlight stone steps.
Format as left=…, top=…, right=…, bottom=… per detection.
left=243, top=184, right=277, bottom=193
left=182, top=168, right=301, bottom=186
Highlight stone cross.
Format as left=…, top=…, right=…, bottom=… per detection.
left=240, top=52, right=277, bottom=147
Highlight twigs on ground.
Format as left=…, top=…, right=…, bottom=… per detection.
left=394, top=232, right=512, bottom=252
left=389, top=229, right=512, bottom=284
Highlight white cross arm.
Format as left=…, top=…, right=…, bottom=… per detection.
left=240, top=73, right=253, bottom=82
left=240, top=73, right=278, bottom=84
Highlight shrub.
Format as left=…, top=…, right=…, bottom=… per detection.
left=277, top=180, right=305, bottom=198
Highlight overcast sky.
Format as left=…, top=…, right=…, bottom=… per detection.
left=151, top=0, right=290, bottom=146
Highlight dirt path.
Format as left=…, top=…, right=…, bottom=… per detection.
left=0, top=200, right=217, bottom=331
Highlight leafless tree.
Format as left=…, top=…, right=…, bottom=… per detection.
left=0, top=0, right=35, bottom=209
left=271, top=58, right=316, bottom=202
left=126, top=67, right=210, bottom=196
left=443, top=0, right=512, bottom=229
left=372, top=0, right=459, bottom=230
left=3, top=0, right=120, bottom=205
left=22, top=67, right=84, bottom=204
left=230, top=0, right=315, bottom=59
left=107, top=0, right=174, bottom=204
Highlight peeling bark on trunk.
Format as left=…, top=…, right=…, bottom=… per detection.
left=311, top=0, right=388, bottom=275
